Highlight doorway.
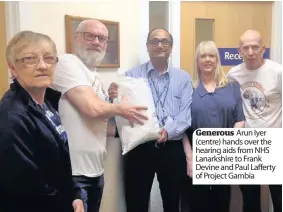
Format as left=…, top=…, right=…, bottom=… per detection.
left=0, top=1, right=8, bottom=98
left=181, top=1, right=272, bottom=76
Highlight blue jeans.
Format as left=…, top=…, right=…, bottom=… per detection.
left=73, top=175, right=104, bottom=212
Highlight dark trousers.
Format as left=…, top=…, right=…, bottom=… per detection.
left=191, top=184, right=231, bottom=212
left=73, top=175, right=104, bottom=212
left=123, top=140, right=186, bottom=212
left=239, top=185, right=261, bottom=212
left=2, top=194, right=74, bottom=212
left=239, top=185, right=282, bottom=212
left=180, top=177, right=192, bottom=212
left=270, top=185, right=282, bottom=212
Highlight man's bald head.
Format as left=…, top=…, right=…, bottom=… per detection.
left=76, top=19, right=108, bottom=36
left=238, top=29, right=265, bottom=70
left=74, top=19, right=108, bottom=69
left=239, top=30, right=263, bottom=46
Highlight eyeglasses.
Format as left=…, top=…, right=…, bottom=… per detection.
left=241, top=45, right=261, bottom=53
left=147, top=38, right=172, bottom=47
left=15, top=56, right=58, bottom=66
left=77, top=32, right=109, bottom=43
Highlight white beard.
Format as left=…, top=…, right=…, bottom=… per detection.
left=75, top=46, right=106, bottom=69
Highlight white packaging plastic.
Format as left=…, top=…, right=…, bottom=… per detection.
left=114, top=76, right=161, bottom=155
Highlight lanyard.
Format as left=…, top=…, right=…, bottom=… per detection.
left=147, top=63, right=170, bottom=125
left=149, top=76, right=170, bottom=111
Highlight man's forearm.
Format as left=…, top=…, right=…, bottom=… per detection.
left=65, top=86, right=124, bottom=120
left=90, top=101, right=123, bottom=120
left=182, top=134, right=192, bottom=159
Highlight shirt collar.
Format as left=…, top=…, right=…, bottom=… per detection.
left=146, top=61, right=170, bottom=76
left=195, top=81, right=208, bottom=97
left=195, top=81, right=222, bottom=97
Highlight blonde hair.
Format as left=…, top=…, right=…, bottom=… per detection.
left=193, top=41, right=228, bottom=88
left=6, top=30, right=57, bottom=64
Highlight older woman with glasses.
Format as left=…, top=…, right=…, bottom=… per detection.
left=0, top=31, right=84, bottom=212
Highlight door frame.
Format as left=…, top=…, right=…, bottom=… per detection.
left=169, top=0, right=280, bottom=68
left=0, top=2, right=8, bottom=98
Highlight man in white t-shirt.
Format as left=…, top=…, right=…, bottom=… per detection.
left=228, top=30, right=282, bottom=212
left=50, top=19, right=148, bottom=212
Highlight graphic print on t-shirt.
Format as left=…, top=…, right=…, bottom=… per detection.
left=240, top=81, right=269, bottom=119
left=43, top=103, right=68, bottom=143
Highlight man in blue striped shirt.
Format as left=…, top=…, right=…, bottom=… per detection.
left=109, top=28, right=193, bottom=212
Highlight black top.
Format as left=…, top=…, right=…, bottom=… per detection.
left=45, top=87, right=61, bottom=111
left=0, top=80, right=81, bottom=212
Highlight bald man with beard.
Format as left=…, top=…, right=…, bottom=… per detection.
left=50, top=19, right=148, bottom=212
left=228, top=30, right=282, bottom=212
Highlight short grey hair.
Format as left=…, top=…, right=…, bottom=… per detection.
left=6, top=30, right=57, bottom=64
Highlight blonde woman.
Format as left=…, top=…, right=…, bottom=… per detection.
left=188, top=41, right=245, bottom=212
left=0, top=31, right=84, bottom=212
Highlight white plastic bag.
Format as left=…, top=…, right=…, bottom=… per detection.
left=114, top=76, right=161, bottom=155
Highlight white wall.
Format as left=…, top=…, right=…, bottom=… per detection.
left=10, top=0, right=143, bottom=89
left=169, top=0, right=180, bottom=68
left=271, top=0, right=282, bottom=64
left=139, top=0, right=150, bottom=64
